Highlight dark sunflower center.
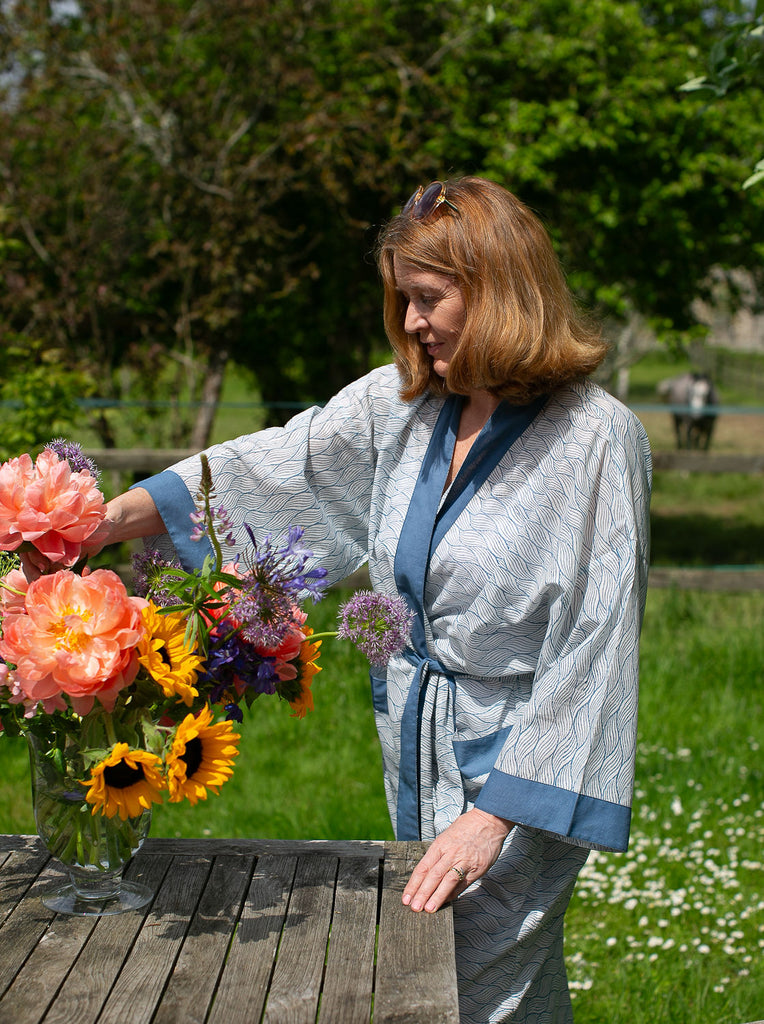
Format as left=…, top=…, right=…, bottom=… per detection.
left=103, top=761, right=146, bottom=790
left=181, top=737, right=203, bottom=778
left=158, top=642, right=173, bottom=666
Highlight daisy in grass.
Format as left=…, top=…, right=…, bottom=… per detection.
left=83, top=743, right=166, bottom=820
left=166, top=705, right=240, bottom=805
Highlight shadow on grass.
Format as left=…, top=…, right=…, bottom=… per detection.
left=650, top=512, right=764, bottom=566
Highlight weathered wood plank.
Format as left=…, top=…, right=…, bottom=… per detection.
left=317, top=855, right=380, bottom=1023
left=0, top=843, right=50, bottom=928
left=38, top=854, right=171, bottom=1024
left=207, top=854, right=297, bottom=1024
left=652, top=451, right=764, bottom=473
left=0, top=835, right=42, bottom=853
left=140, top=836, right=383, bottom=859
left=96, top=855, right=211, bottom=1024
left=152, top=854, right=254, bottom=1024
left=262, top=854, right=337, bottom=1024
left=375, top=842, right=460, bottom=1024
left=0, top=837, right=460, bottom=1024
left=0, top=904, right=99, bottom=1023
left=0, top=858, right=70, bottom=1001
left=649, top=567, right=764, bottom=591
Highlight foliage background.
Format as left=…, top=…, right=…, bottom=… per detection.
left=1, top=0, right=763, bottom=452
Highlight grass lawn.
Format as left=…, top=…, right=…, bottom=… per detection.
left=1, top=588, right=762, bottom=1024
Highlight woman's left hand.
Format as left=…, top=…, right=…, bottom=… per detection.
left=402, top=808, right=514, bottom=913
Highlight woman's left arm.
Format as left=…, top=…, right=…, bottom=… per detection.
left=402, top=808, right=515, bottom=912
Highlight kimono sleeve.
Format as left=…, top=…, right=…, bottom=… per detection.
left=134, top=367, right=397, bottom=582
left=474, top=418, right=652, bottom=852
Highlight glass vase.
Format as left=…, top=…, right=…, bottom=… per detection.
left=27, top=732, right=153, bottom=916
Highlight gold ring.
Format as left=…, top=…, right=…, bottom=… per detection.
left=449, top=865, right=466, bottom=881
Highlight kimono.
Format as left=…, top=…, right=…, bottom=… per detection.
left=139, top=363, right=652, bottom=1023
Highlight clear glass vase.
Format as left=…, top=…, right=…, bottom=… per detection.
left=27, top=732, right=153, bottom=916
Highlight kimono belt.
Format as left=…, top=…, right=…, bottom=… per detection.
left=396, top=648, right=457, bottom=841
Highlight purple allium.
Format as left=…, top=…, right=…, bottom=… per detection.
left=337, top=591, right=413, bottom=666
left=225, top=525, right=328, bottom=648
left=45, top=439, right=100, bottom=482
left=131, top=549, right=185, bottom=605
left=230, top=585, right=294, bottom=649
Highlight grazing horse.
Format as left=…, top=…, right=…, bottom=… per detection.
left=656, top=372, right=719, bottom=450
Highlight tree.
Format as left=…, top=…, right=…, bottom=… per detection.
left=679, top=2, right=764, bottom=188
left=0, top=1, right=411, bottom=441
left=1, top=0, right=762, bottom=442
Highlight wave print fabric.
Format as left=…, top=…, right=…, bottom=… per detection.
left=140, top=363, right=652, bottom=1023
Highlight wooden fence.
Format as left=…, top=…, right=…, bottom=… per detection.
left=83, top=447, right=764, bottom=478
left=84, top=448, right=764, bottom=592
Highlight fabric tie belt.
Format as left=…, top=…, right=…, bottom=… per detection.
left=396, top=649, right=457, bottom=840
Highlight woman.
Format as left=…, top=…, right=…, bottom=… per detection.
left=90, top=177, right=651, bottom=1022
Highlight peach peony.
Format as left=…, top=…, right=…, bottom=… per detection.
left=0, top=449, right=105, bottom=566
left=0, top=568, right=29, bottom=616
left=0, top=569, right=146, bottom=715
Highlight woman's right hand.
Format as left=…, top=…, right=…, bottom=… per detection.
left=19, top=487, right=164, bottom=581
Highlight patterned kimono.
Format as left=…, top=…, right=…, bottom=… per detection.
left=140, top=364, right=652, bottom=1023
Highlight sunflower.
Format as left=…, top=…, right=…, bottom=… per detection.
left=280, top=632, right=322, bottom=719
left=138, top=603, right=205, bottom=705
left=166, top=705, right=240, bottom=805
left=83, top=743, right=165, bottom=820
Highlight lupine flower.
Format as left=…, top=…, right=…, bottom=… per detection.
left=336, top=591, right=413, bottom=666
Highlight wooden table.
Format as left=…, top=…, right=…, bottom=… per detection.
left=0, top=834, right=459, bottom=1023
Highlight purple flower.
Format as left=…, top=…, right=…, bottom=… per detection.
left=189, top=504, right=238, bottom=547
left=45, top=439, right=100, bottom=482
left=204, top=626, right=280, bottom=697
left=337, top=591, right=413, bottom=666
left=131, top=549, right=185, bottom=605
left=225, top=526, right=327, bottom=647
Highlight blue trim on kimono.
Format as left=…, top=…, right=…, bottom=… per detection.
left=393, top=394, right=546, bottom=840
left=475, top=770, right=632, bottom=851
left=130, top=470, right=213, bottom=569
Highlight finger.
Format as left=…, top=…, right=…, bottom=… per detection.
left=404, top=854, right=465, bottom=913
left=401, top=849, right=442, bottom=906
left=420, top=865, right=468, bottom=914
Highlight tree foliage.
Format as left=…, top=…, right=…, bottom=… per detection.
left=679, top=1, right=764, bottom=189
left=0, top=0, right=762, bottom=449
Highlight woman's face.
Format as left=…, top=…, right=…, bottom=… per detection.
left=393, top=256, right=466, bottom=378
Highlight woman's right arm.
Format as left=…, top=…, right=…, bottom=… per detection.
left=85, top=486, right=165, bottom=555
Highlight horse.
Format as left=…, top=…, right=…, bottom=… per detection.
left=656, top=372, right=719, bottom=450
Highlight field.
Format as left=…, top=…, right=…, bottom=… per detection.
left=1, top=347, right=762, bottom=1022
left=1, top=588, right=762, bottom=1024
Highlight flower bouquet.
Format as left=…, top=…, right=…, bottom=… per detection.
left=0, top=441, right=411, bottom=915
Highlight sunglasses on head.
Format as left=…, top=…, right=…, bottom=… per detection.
left=401, top=181, right=458, bottom=220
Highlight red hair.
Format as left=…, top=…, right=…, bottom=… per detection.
left=377, top=176, right=607, bottom=402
